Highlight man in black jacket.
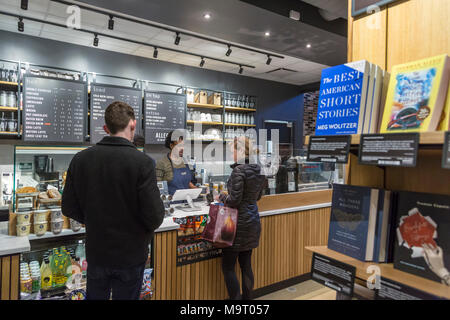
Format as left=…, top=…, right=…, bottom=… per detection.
left=62, top=101, right=165, bottom=300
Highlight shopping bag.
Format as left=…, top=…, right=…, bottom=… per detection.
left=201, top=204, right=238, bottom=248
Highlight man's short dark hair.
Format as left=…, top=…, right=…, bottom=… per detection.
left=165, top=130, right=184, bottom=149
left=105, top=101, right=135, bottom=134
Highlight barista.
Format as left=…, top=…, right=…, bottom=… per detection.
left=155, top=130, right=196, bottom=195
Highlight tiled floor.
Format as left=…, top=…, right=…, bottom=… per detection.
left=256, top=280, right=336, bottom=300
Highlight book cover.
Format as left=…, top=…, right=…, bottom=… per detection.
left=377, top=70, right=391, bottom=133
left=393, top=191, right=450, bottom=285
left=374, top=190, right=393, bottom=263
left=362, top=63, right=376, bottom=134
left=438, top=83, right=450, bottom=131
left=328, top=184, right=379, bottom=261
left=380, top=54, right=450, bottom=133
left=367, top=65, right=384, bottom=134
left=315, top=60, right=370, bottom=135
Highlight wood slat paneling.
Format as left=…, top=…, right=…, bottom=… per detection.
left=351, top=6, right=387, bottom=69
left=1, top=256, right=11, bottom=300
left=151, top=207, right=331, bottom=300
left=387, top=0, right=450, bottom=71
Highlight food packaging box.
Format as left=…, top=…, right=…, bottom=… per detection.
left=208, top=92, right=222, bottom=105
left=195, top=91, right=207, bottom=104
left=186, top=89, right=195, bottom=103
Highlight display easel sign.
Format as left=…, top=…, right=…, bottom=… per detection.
left=307, top=135, right=351, bottom=164
left=375, top=277, right=442, bottom=300
left=358, top=133, right=419, bottom=167
left=352, top=0, right=399, bottom=17
left=311, top=253, right=356, bottom=297
left=442, top=132, right=450, bottom=169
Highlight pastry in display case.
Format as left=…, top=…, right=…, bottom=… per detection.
left=10, top=146, right=88, bottom=238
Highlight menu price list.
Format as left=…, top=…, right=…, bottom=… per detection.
left=144, top=91, right=186, bottom=144
left=24, top=77, right=86, bottom=143
left=90, top=84, right=142, bottom=144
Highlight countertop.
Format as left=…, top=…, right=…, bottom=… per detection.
left=0, top=201, right=332, bottom=256
left=0, top=234, right=30, bottom=256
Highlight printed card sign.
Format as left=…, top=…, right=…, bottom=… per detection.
left=443, top=132, right=450, bottom=169
left=311, top=253, right=356, bottom=297
left=358, top=133, right=419, bottom=167
left=375, top=277, right=441, bottom=300
left=307, top=135, right=351, bottom=164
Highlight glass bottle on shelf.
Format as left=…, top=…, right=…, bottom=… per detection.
left=7, top=91, right=16, bottom=108
left=250, top=97, right=255, bottom=109
left=0, top=90, right=7, bottom=106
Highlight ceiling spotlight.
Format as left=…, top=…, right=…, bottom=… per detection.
left=93, top=34, right=99, bottom=47
left=264, top=31, right=270, bottom=37
left=226, top=45, right=232, bottom=57
left=21, top=0, right=28, bottom=10
left=153, top=47, right=158, bottom=59
left=108, top=15, right=114, bottom=30
left=239, top=65, right=243, bottom=74
left=306, top=44, right=312, bottom=48
left=200, top=57, right=205, bottom=68
left=203, top=13, right=211, bottom=20
left=18, top=17, right=24, bottom=32
left=266, top=55, right=272, bottom=65
left=174, top=32, right=181, bottom=45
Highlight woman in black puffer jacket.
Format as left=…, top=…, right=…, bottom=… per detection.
left=219, top=136, right=266, bottom=300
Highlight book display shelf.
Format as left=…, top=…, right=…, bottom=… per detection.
left=306, top=131, right=450, bottom=300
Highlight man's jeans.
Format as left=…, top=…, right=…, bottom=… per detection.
left=86, top=263, right=145, bottom=300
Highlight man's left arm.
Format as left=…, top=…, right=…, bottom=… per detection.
left=62, top=162, right=84, bottom=224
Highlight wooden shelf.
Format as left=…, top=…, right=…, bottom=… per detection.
left=0, top=106, right=18, bottom=111
left=186, top=120, right=223, bottom=125
left=305, top=132, right=446, bottom=146
left=0, top=81, right=18, bottom=87
left=224, top=106, right=256, bottom=112
left=187, top=102, right=223, bottom=110
left=305, top=246, right=450, bottom=299
left=224, top=123, right=256, bottom=127
left=0, top=131, right=19, bottom=135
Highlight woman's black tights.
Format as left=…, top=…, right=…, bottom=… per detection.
left=221, top=249, right=254, bottom=300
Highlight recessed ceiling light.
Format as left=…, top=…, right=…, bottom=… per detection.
left=203, top=13, right=211, bottom=19
left=306, top=44, right=311, bottom=48
left=264, top=31, right=270, bottom=37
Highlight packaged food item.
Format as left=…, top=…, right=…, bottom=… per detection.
left=16, top=211, right=32, bottom=224
left=40, top=257, right=52, bottom=290
left=34, top=222, right=47, bottom=236
left=16, top=223, right=31, bottom=237
left=51, top=219, right=64, bottom=234
left=33, top=209, right=48, bottom=223
left=20, top=276, right=32, bottom=294
left=16, top=186, right=38, bottom=194
left=69, top=218, right=81, bottom=232
left=47, top=189, right=61, bottom=199
left=50, top=208, right=62, bottom=221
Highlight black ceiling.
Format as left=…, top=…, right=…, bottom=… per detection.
left=77, top=0, right=347, bottom=66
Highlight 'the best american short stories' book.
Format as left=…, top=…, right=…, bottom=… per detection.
left=315, top=61, right=370, bottom=135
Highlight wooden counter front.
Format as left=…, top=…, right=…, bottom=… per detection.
left=152, top=204, right=331, bottom=300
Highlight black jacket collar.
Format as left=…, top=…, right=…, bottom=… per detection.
left=231, top=158, right=250, bottom=168
left=97, top=136, right=136, bottom=148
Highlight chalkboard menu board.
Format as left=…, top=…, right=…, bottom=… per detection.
left=90, top=83, right=143, bottom=144
left=144, top=91, right=186, bottom=144
left=23, top=76, right=87, bottom=143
